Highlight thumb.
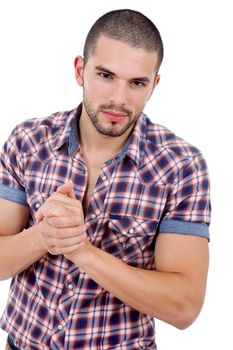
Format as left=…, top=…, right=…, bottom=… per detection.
left=56, top=181, right=76, bottom=199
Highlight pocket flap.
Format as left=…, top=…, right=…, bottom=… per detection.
left=109, top=214, right=157, bottom=237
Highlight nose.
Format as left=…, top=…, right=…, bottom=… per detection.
left=109, top=80, right=128, bottom=106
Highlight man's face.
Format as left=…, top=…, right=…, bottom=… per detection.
left=76, top=36, right=160, bottom=138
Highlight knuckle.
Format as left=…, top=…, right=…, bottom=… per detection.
left=52, top=239, right=60, bottom=251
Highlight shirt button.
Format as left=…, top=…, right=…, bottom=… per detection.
left=101, top=175, right=107, bottom=181
left=91, top=213, right=96, bottom=219
left=129, top=228, right=135, bottom=234
left=68, top=283, right=74, bottom=290
left=35, top=203, right=40, bottom=209
left=57, top=324, right=63, bottom=331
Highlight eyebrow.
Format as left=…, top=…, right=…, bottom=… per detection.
left=94, top=65, right=151, bottom=83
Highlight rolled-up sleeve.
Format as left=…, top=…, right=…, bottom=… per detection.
left=0, top=125, right=27, bottom=205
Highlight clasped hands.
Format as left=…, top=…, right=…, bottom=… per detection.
left=35, top=181, right=91, bottom=264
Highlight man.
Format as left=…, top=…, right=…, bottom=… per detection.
left=0, top=9, right=210, bottom=350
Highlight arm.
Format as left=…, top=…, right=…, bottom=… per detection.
left=0, top=128, right=87, bottom=280
left=0, top=192, right=87, bottom=281
left=0, top=124, right=49, bottom=279
left=0, top=198, right=47, bottom=280
left=71, top=233, right=209, bottom=329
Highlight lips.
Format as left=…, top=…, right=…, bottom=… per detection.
left=101, top=109, right=128, bottom=122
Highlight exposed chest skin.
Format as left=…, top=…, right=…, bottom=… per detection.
left=80, top=140, right=126, bottom=218
left=80, top=143, right=117, bottom=218
left=82, top=163, right=101, bottom=217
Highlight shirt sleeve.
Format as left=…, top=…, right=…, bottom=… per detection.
left=0, top=125, right=27, bottom=205
left=159, top=152, right=211, bottom=240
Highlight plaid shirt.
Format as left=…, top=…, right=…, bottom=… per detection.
left=0, top=105, right=211, bottom=349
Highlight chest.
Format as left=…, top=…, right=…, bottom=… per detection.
left=25, top=152, right=169, bottom=225
left=82, top=166, right=101, bottom=216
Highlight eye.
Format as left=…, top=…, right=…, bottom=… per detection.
left=131, top=80, right=145, bottom=88
left=99, top=72, right=113, bottom=79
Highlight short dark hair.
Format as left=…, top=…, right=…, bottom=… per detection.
left=83, top=9, right=164, bottom=71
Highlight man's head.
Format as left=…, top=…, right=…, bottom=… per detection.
left=75, top=9, right=163, bottom=138
left=83, top=9, right=164, bottom=72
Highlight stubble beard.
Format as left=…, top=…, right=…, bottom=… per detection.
left=83, top=92, right=142, bottom=138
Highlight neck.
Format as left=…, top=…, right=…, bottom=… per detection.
left=78, top=106, right=132, bottom=158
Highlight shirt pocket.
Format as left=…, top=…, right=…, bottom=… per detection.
left=102, top=214, right=158, bottom=265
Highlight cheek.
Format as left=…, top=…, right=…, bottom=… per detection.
left=131, top=91, right=149, bottom=109
left=86, top=82, right=111, bottom=103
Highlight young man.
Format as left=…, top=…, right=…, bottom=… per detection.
left=0, top=9, right=210, bottom=350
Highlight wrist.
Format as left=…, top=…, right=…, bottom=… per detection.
left=65, top=240, right=96, bottom=268
left=30, top=221, right=48, bottom=255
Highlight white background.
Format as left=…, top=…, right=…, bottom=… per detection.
left=0, top=0, right=232, bottom=349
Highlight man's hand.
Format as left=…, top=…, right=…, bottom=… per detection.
left=35, top=182, right=91, bottom=262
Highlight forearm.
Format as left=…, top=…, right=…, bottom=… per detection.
left=0, top=224, right=47, bottom=280
left=74, top=245, right=197, bottom=329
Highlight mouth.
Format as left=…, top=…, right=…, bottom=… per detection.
left=101, top=109, right=128, bottom=122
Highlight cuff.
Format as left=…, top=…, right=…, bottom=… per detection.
left=0, top=184, right=27, bottom=206
left=159, top=219, right=210, bottom=241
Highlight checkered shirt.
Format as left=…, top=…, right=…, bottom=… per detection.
left=0, top=105, right=211, bottom=349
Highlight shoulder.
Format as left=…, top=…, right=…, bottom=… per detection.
left=8, top=108, right=76, bottom=156
left=140, top=114, right=208, bottom=185
left=144, top=114, right=201, bottom=160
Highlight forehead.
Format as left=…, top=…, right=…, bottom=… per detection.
left=87, top=35, right=159, bottom=77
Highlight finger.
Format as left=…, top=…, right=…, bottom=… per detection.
left=36, top=201, right=83, bottom=226
left=56, top=181, right=76, bottom=199
left=36, top=210, right=44, bottom=223
left=47, top=203, right=83, bottom=221
left=62, top=242, right=86, bottom=255
left=36, top=204, right=71, bottom=222
left=56, top=234, right=87, bottom=248
left=45, top=214, right=82, bottom=228
left=45, top=235, right=87, bottom=255
left=44, top=218, right=86, bottom=239
left=41, top=223, right=85, bottom=239
left=46, top=195, right=84, bottom=221
left=47, top=193, right=82, bottom=210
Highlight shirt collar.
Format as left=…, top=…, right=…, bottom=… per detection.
left=53, top=104, right=147, bottom=165
left=123, top=113, right=146, bottom=167
left=53, top=104, right=82, bottom=156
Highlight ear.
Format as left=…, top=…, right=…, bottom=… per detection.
left=147, top=74, right=160, bottom=101
left=74, top=55, right=84, bottom=86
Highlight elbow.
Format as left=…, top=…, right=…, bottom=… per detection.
left=0, top=274, right=12, bottom=281
left=171, top=301, right=203, bottom=330
left=173, top=315, right=196, bottom=330
left=0, top=272, right=14, bottom=281
left=150, top=302, right=202, bottom=330
left=0, top=266, right=16, bottom=281
left=150, top=297, right=204, bottom=330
